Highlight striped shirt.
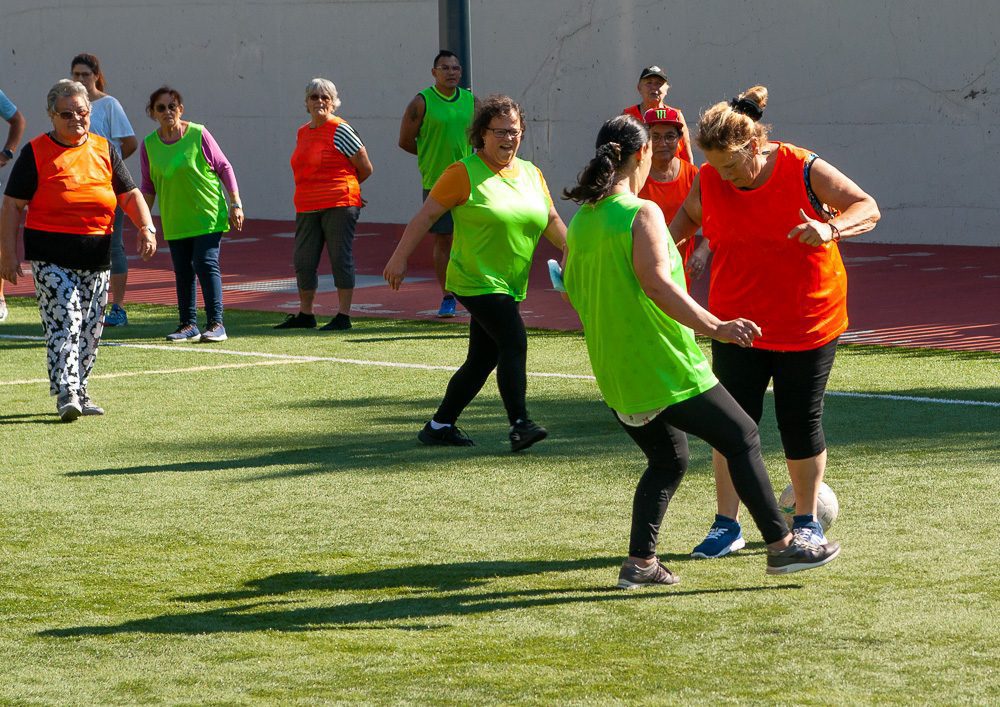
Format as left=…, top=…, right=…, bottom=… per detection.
left=333, top=122, right=363, bottom=157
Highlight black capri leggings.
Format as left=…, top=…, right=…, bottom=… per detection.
left=711, top=338, right=838, bottom=460
left=620, top=384, right=788, bottom=559
left=433, top=293, right=529, bottom=426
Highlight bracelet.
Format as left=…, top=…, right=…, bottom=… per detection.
left=828, top=221, right=841, bottom=242
left=230, top=203, right=242, bottom=210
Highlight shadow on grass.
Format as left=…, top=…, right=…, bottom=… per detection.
left=39, top=556, right=802, bottom=637
left=0, top=412, right=62, bottom=425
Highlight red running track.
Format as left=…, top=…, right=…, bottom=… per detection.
left=4, top=220, right=999, bottom=352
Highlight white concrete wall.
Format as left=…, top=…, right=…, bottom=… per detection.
left=2, top=0, right=997, bottom=245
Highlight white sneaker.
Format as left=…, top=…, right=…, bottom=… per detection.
left=0, top=300, right=8, bottom=322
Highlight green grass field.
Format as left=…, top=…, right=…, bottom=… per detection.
left=2, top=298, right=998, bottom=704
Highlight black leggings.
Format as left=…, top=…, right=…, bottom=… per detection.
left=433, top=293, right=528, bottom=426
left=711, top=338, right=838, bottom=460
left=620, top=384, right=788, bottom=558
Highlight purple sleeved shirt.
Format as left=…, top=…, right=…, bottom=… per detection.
left=140, top=125, right=239, bottom=196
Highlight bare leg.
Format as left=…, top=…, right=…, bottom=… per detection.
left=787, top=451, right=826, bottom=516
left=109, top=272, right=127, bottom=306
left=337, top=287, right=353, bottom=316
left=298, top=289, right=316, bottom=314
left=433, top=233, right=453, bottom=294
left=712, top=449, right=742, bottom=520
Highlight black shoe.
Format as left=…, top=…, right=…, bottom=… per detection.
left=274, top=312, right=317, bottom=329
left=509, top=419, right=547, bottom=452
left=766, top=536, right=841, bottom=575
left=320, top=313, right=352, bottom=331
left=418, top=421, right=475, bottom=447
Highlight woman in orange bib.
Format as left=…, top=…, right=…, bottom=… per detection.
left=0, top=80, right=156, bottom=421
left=670, top=85, right=880, bottom=557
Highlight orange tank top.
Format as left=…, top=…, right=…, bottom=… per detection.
left=700, top=143, right=847, bottom=351
left=639, top=160, right=698, bottom=260
left=25, top=133, right=117, bottom=236
left=623, top=104, right=692, bottom=164
left=290, top=117, right=362, bottom=212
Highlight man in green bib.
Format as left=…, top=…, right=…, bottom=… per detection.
left=398, top=50, right=476, bottom=317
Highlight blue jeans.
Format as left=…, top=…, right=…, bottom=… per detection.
left=109, top=207, right=128, bottom=275
left=168, top=232, right=223, bottom=325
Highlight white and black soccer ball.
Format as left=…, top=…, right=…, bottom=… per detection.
left=778, top=482, right=839, bottom=531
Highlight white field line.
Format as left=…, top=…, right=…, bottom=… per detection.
left=2, top=334, right=998, bottom=407
left=1, top=358, right=318, bottom=386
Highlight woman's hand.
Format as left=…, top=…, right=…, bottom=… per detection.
left=137, top=227, right=157, bottom=261
left=685, top=239, right=711, bottom=280
left=0, top=253, right=22, bottom=285
left=228, top=205, right=244, bottom=231
left=714, top=318, right=761, bottom=348
left=787, top=208, right=836, bottom=247
left=383, top=254, right=408, bottom=291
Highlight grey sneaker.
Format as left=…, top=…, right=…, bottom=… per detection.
left=166, top=323, right=201, bottom=342
left=766, top=536, right=841, bottom=575
left=418, top=422, right=475, bottom=447
left=617, top=558, right=679, bottom=589
left=79, top=393, right=105, bottom=416
left=57, top=393, right=82, bottom=422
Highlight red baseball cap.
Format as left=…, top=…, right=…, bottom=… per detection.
left=643, top=107, right=683, bottom=131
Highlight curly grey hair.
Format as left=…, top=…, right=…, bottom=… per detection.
left=47, top=79, right=90, bottom=114
left=304, top=78, right=342, bottom=112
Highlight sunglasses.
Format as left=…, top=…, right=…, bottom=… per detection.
left=308, top=94, right=331, bottom=102
left=154, top=102, right=180, bottom=113
left=55, top=108, right=90, bottom=120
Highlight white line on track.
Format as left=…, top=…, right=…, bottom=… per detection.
left=2, top=334, right=997, bottom=407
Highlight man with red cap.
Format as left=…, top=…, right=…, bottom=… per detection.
left=623, top=66, right=694, bottom=163
left=638, top=107, right=709, bottom=281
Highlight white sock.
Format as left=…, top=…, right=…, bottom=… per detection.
left=429, top=420, right=451, bottom=430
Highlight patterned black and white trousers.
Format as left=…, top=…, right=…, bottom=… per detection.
left=31, top=261, right=109, bottom=398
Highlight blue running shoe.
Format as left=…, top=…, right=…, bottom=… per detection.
left=104, top=303, right=128, bottom=327
left=691, top=515, right=746, bottom=559
left=437, top=295, right=457, bottom=318
left=792, top=517, right=828, bottom=546
left=166, top=323, right=201, bottom=342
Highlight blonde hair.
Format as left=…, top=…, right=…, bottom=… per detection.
left=696, top=85, right=770, bottom=153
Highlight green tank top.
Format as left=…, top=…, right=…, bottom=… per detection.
left=416, top=86, right=475, bottom=189
left=564, top=192, right=717, bottom=414
left=143, top=122, right=229, bottom=241
left=446, top=155, right=551, bottom=301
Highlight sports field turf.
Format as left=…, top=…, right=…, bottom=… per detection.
left=2, top=298, right=998, bottom=704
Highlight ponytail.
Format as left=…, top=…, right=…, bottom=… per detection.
left=564, top=116, right=648, bottom=205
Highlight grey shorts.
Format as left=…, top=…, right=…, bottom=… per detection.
left=423, top=188, right=454, bottom=235
left=293, top=206, right=360, bottom=291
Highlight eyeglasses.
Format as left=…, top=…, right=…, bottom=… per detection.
left=55, top=108, right=90, bottom=120
left=154, top=102, right=179, bottom=113
left=488, top=128, right=522, bottom=139
left=651, top=133, right=680, bottom=143
left=308, top=94, right=331, bottom=102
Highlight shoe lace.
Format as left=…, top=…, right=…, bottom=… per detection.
left=705, top=525, right=729, bottom=540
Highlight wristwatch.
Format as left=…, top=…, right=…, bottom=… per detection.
left=229, top=202, right=242, bottom=210
left=141, top=224, right=157, bottom=236
left=1, top=148, right=13, bottom=160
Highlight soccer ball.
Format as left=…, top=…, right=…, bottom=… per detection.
left=778, top=482, right=839, bottom=531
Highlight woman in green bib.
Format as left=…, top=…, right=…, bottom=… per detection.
left=384, top=95, right=567, bottom=452
left=140, top=86, right=243, bottom=343
left=563, top=115, right=840, bottom=587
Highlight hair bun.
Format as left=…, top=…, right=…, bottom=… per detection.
left=729, top=96, right=764, bottom=121
left=597, top=141, right=622, bottom=164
